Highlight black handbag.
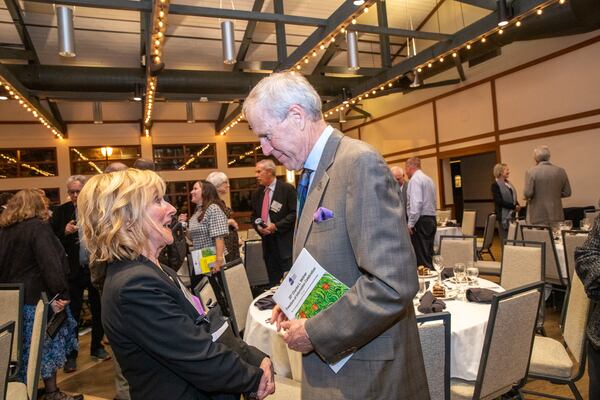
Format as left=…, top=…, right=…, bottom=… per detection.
left=46, top=310, right=67, bottom=339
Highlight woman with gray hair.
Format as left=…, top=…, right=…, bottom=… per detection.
left=491, top=163, right=520, bottom=235
left=206, top=171, right=240, bottom=262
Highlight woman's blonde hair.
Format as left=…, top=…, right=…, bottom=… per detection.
left=0, top=189, right=49, bottom=227
left=77, top=169, right=166, bottom=264
left=493, top=163, right=508, bottom=179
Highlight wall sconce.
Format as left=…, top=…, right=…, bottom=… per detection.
left=100, top=146, right=113, bottom=157
left=57, top=6, right=76, bottom=57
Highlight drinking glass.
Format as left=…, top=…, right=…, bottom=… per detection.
left=414, top=276, right=427, bottom=306
left=454, top=263, right=467, bottom=300
left=432, top=255, right=444, bottom=283
left=467, top=265, right=479, bottom=287
left=581, top=218, right=591, bottom=231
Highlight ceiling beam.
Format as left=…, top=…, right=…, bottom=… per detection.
left=236, top=0, right=266, bottom=69
left=376, top=0, right=391, bottom=69
left=215, top=103, right=243, bottom=132
left=273, top=0, right=287, bottom=64
left=347, top=24, right=453, bottom=42
left=321, top=66, right=383, bottom=76
left=323, top=0, right=549, bottom=111
left=453, top=53, right=467, bottom=81
left=0, top=48, right=35, bottom=60
left=455, top=0, right=498, bottom=11
left=276, top=0, right=376, bottom=71
left=349, top=105, right=371, bottom=118
left=215, top=103, right=230, bottom=131
left=25, top=0, right=328, bottom=26
left=0, top=63, right=67, bottom=134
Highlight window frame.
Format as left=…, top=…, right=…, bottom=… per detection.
left=69, top=145, right=141, bottom=175
left=152, top=143, right=217, bottom=171
left=0, top=147, right=58, bottom=179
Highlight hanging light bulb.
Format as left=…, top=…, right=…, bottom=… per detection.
left=221, top=20, right=236, bottom=64
left=57, top=6, right=76, bottom=57
left=497, top=0, right=510, bottom=27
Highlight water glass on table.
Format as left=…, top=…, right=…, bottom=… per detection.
left=432, top=255, right=444, bottom=283
left=466, top=262, right=479, bottom=287
left=563, top=220, right=573, bottom=231
left=454, top=263, right=467, bottom=301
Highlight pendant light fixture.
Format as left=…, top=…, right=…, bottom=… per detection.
left=57, top=6, right=76, bottom=57
left=221, top=20, right=236, bottom=64
left=93, top=102, right=103, bottom=124
left=186, top=101, right=195, bottom=123
left=346, top=31, right=360, bottom=71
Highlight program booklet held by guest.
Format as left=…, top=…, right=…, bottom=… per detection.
left=273, top=248, right=351, bottom=372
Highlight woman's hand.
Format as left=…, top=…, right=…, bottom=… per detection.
left=270, top=305, right=289, bottom=332
left=178, top=213, right=188, bottom=223
left=256, top=357, right=275, bottom=400
left=227, top=218, right=239, bottom=231
left=51, top=299, right=70, bottom=313
left=212, top=258, right=224, bottom=273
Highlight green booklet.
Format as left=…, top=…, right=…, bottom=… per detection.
left=273, top=248, right=350, bottom=372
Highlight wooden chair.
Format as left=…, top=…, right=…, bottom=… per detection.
left=461, top=210, right=477, bottom=236
left=0, top=284, right=24, bottom=380
left=7, top=294, right=48, bottom=400
left=221, top=259, right=254, bottom=337
left=525, top=273, right=590, bottom=400
left=0, top=321, right=15, bottom=400
left=450, top=282, right=544, bottom=400
left=477, top=213, right=497, bottom=260
left=244, top=240, right=270, bottom=288
left=417, top=312, right=451, bottom=400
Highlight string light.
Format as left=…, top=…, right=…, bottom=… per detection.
left=516, top=20, right=522, bottom=27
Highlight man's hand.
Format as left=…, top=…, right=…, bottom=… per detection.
left=408, top=226, right=414, bottom=235
left=227, top=218, right=239, bottom=231
left=65, top=220, right=78, bottom=235
left=270, top=305, right=289, bottom=332
left=257, top=226, right=271, bottom=236
left=280, top=319, right=314, bottom=354
left=256, top=357, right=275, bottom=400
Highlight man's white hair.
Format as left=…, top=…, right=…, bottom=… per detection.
left=533, top=145, right=551, bottom=162
left=206, top=171, right=229, bottom=188
left=243, top=72, right=323, bottom=123
left=67, top=175, right=87, bottom=186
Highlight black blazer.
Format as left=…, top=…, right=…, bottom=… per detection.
left=491, top=181, right=519, bottom=223
left=251, top=180, right=297, bottom=260
left=50, top=201, right=82, bottom=279
left=101, top=257, right=265, bottom=400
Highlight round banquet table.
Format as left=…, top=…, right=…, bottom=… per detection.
left=434, top=226, right=462, bottom=251
left=244, top=278, right=503, bottom=382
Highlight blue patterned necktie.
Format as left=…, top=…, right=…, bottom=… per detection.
left=297, top=168, right=313, bottom=219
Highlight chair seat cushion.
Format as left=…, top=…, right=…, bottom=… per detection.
left=529, top=336, right=573, bottom=378
left=7, top=382, right=28, bottom=400
left=476, top=260, right=501, bottom=275
left=450, top=378, right=475, bottom=400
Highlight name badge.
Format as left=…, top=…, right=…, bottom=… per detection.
left=270, top=200, right=283, bottom=213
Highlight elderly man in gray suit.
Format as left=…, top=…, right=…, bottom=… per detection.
left=524, top=145, right=572, bottom=226
left=390, top=165, right=408, bottom=212
left=243, top=72, right=429, bottom=400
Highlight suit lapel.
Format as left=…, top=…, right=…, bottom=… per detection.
left=293, top=130, right=343, bottom=258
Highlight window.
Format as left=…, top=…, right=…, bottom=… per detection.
left=0, top=148, right=57, bottom=178
left=70, top=146, right=141, bottom=175
left=164, top=180, right=196, bottom=215
left=153, top=144, right=217, bottom=171
left=1, top=188, right=60, bottom=206
left=226, top=142, right=278, bottom=168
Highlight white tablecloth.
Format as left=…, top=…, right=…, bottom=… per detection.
left=435, top=226, right=463, bottom=251
left=244, top=278, right=503, bottom=382
left=244, top=290, right=302, bottom=381
left=418, top=278, right=503, bottom=381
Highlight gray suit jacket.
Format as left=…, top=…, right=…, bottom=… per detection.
left=523, top=161, right=571, bottom=225
left=295, top=130, right=429, bottom=400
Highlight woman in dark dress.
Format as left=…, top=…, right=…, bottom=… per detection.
left=77, top=169, right=274, bottom=400
left=0, top=189, right=80, bottom=400
left=491, top=163, right=520, bottom=237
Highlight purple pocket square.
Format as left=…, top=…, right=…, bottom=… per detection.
left=313, top=207, right=334, bottom=223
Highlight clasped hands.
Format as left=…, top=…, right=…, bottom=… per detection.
left=257, top=223, right=277, bottom=236
left=270, top=305, right=314, bottom=354
left=254, top=357, right=275, bottom=400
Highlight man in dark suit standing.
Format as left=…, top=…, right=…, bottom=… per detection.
left=51, top=175, right=110, bottom=373
left=251, top=159, right=297, bottom=287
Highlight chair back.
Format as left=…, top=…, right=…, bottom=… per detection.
left=461, top=210, right=477, bottom=236
left=0, top=284, right=23, bottom=379
left=500, top=241, right=545, bottom=291
left=221, top=259, right=254, bottom=336
left=480, top=213, right=497, bottom=250
left=514, top=219, right=525, bottom=241
left=506, top=221, right=517, bottom=241
left=562, top=273, right=590, bottom=372
left=561, top=230, right=589, bottom=283
left=584, top=209, right=600, bottom=228
left=474, top=282, right=544, bottom=400
left=193, top=276, right=217, bottom=309
left=439, top=236, right=476, bottom=267
left=437, top=209, right=452, bottom=222
left=244, top=240, right=270, bottom=287
left=27, top=294, right=48, bottom=400
left=521, top=225, right=567, bottom=287
left=417, top=313, right=451, bottom=400
left=0, top=321, right=15, bottom=400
